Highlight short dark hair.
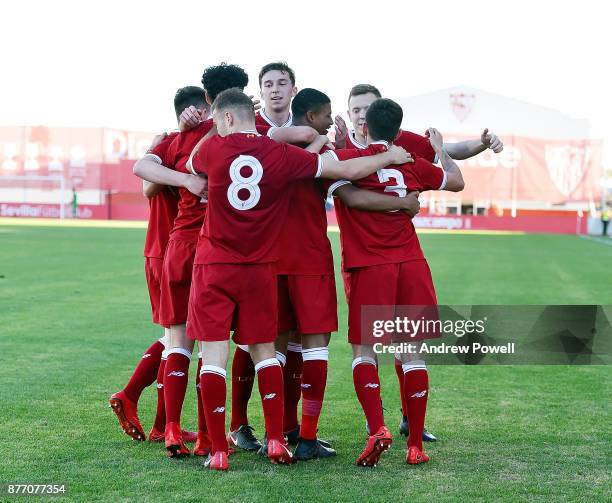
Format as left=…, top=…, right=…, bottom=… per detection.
left=173, top=86, right=205, bottom=117
left=365, top=98, right=402, bottom=142
left=291, top=88, right=331, bottom=119
left=201, top=63, right=249, bottom=102
left=348, top=84, right=382, bottom=103
left=212, top=88, right=255, bottom=121
left=259, top=61, right=296, bottom=86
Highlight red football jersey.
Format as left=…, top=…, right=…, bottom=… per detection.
left=347, top=130, right=436, bottom=163
left=325, top=141, right=445, bottom=270
left=152, top=120, right=272, bottom=244
left=276, top=144, right=334, bottom=275
left=191, top=131, right=321, bottom=265
left=154, top=120, right=214, bottom=243
left=144, top=132, right=180, bottom=258
left=255, top=110, right=293, bottom=128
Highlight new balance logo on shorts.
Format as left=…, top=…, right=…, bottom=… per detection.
left=364, top=383, right=380, bottom=389
left=263, top=393, right=277, bottom=400
left=213, top=407, right=225, bottom=413
left=411, top=390, right=427, bottom=398
left=167, top=371, right=185, bottom=377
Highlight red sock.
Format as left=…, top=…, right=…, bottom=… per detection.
left=256, top=359, right=284, bottom=442
left=152, top=355, right=167, bottom=431
left=163, top=350, right=191, bottom=425
left=200, top=365, right=228, bottom=453
left=123, top=339, right=164, bottom=403
left=403, top=361, right=429, bottom=450
left=283, top=346, right=303, bottom=433
left=300, top=347, right=328, bottom=440
left=195, top=354, right=207, bottom=434
left=395, top=357, right=407, bottom=417
left=352, top=357, right=385, bottom=434
left=230, top=346, right=255, bottom=431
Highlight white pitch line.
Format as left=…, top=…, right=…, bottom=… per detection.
left=579, top=235, right=612, bottom=246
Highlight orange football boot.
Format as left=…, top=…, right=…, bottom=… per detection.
left=109, top=391, right=145, bottom=442
left=356, top=425, right=393, bottom=467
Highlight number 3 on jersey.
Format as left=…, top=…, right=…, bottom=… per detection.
left=227, top=155, right=263, bottom=210
left=377, top=168, right=407, bottom=197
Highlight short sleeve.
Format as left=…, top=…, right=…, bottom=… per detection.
left=190, top=137, right=215, bottom=175
left=284, top=144, right=322, bottom=180
left=321, top=178, right=352, bottom=199
left=411, top=157, right=447, bottom=191
left=147, top=132, right=178, bottom=166
left=395, top=130, right=436, bottom=164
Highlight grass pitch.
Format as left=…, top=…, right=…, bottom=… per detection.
left=0, top=223, right=610, bottom=502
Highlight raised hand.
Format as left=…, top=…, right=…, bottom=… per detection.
left=426, top=127, right=444, bottom=152
left=179, top=106, right=205, bottom=132
left=249, top=95, right=262, bottom=113
left=334, top=115, right=348, bottom=148
left=481, top=128, right=504, bottom=153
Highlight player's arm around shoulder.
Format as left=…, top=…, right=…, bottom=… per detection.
left=133, top=151, right=207, bottom=198
left=319, top=142, right=413, bottom=180
left=335, top=183, right=421, bottom=216
left=268, top=126, right=319, bottom=145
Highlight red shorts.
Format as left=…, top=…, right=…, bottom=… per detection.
left=277, top=274, right=338, bottom=334
left=187, top=263, right=278, bottom=345
left=144, top=257, right=164, bottom=324
left=159, top=239, right=196, bottom=327
left=347, top=260, right=438, bottom=344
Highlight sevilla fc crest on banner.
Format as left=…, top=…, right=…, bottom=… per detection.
left=450, top=93, right=475, bottom=122
left=544, top=144, right=589, bottom=198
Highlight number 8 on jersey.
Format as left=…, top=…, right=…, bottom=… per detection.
left=228, top=155, right=263, bottom=210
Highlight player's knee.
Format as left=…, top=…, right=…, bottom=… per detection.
left=301, top=332, right=330, bottom=348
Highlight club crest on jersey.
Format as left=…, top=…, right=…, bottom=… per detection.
left=449, top=92, right=475, bottom=122
left=545, top=144, right=589, bottom=197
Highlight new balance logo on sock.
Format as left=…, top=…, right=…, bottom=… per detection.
left=156, top=383, right=163, bottom=389
left=301, top=383, right=311, bottom=389
left=196, top=383, right=201, bottom=389
left=263, top=393, right=277, bottom=400
left=364, top=383, right=380, bottom=389
left=167, top=371, right=185, bottom=377
left=142, top=353, right=151, bottom=359
left=213, top=407, right=225, bottom=413
left=411, top=390, right=427, bottom=398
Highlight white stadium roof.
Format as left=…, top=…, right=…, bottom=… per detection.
left=396, top=85, right=590, bottom=140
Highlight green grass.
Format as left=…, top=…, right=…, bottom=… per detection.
left=0, top=224, right=610, bottom=502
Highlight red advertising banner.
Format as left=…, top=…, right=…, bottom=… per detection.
left=0, top=127, right=604, bottom=233
left=446, top=135, right=603, bottom=204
